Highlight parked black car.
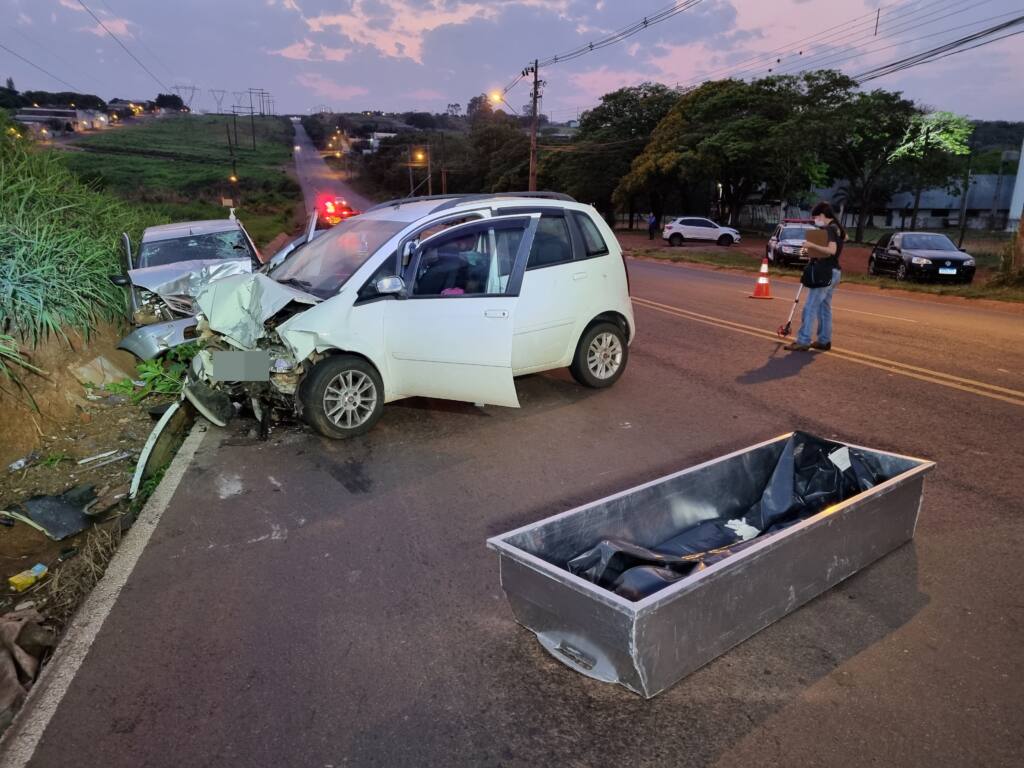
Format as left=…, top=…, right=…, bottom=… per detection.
left=765, top=222, right=816, bottom=266
left=868, top=232, right=976, bottom=284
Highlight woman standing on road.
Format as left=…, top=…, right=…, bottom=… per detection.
left=785, top=202, right=845, bottom=352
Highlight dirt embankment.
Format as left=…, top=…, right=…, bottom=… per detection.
left=1, top=324, right=138, bottom=467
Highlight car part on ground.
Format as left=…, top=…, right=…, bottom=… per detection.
left=487, top=431, right=935, bottom=698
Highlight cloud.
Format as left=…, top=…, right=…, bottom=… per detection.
left=295, top=72, right=369, bottom=103
left=58, top=0, right=83, bottom=10
left=269, top=38, right=351, bottom=62
left=271, top=38, right=316, bottom=61
left=266, top=0, right=302, bottom=11
left=81, top=17, right=135, bottom=39
left=17, top=12, right=32, bottom=25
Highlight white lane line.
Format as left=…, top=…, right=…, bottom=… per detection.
left=0, top=425, right=208, bottom=768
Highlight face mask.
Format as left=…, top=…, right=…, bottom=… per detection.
left=814, top=217, right=827, bottom=227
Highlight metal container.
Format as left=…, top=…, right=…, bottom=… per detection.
left=487, top=433, right=935, bottom=698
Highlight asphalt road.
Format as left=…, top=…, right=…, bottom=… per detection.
left=13, top=254, right=1022, bottom=767
left=292, top=122, right=375, bottom=213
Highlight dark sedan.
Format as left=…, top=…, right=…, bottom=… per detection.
left=868, top=232, right=976, bottom=284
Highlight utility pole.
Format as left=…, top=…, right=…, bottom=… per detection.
left=427, top=143, right=433, bottom=196
left=408, top=146, right=415, bottom=195
left=957, top=148, right=973, bottom=248
left=528, top=59, right=541, bottom=192
left=440, top=132, right=448, bottom=195
left=248, top=89, right=257, bottom=150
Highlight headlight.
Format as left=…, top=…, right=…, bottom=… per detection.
left=911, top=257, right=932, bottom=265
left=782, top=246, right=799, bottom=254
left=963, top=258, right=975, bottom=267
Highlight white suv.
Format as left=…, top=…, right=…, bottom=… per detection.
left=185, top=193, right=635, bottom=438
left=662, top=217, right=741, bottom=247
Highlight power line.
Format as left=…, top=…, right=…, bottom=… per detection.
left=0, top=41, right=80, bottom=91
left=9, top=25, right=105, bottom=92
left=99, top=0, right=176, bottom=78
left=75, top=0, right=168, bottom=91
left=853, top=13, right=1024, bottom=82
left=537, top=0, right=706, bottom=68
left=692, top=0, right=977, bottom=84
left=768, top=0, right=1003, bottom=79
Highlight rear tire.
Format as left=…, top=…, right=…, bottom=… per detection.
left=717, top=234, right=734, bottom=246
left=868, top=257, right=877, bottom=276
left=302, top=355, right=384, bottom=439
left=570, top=322, right=629, bottom=389
left=669, top=233, right=684, bottom=247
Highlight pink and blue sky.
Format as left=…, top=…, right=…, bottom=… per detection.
left=3, top=0, right=1022, bottom=120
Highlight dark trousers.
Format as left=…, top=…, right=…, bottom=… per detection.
left=648, top=225, right=656, bottom=240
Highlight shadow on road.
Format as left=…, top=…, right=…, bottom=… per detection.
left=736, top=346, right=818, bottom=385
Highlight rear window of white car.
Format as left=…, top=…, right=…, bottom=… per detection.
left=573, top=213, right=609, bottom=257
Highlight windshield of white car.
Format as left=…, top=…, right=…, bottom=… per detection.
left=780, top=227, right=811, bottom=240
left=269, top=217, right=406, bottom=298
left=902, top=234, right=958, bottom=251
left=138, top=231, right=253, bottom=268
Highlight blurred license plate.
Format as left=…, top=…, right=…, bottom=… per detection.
left=938, top=267, right=957, bottom=275
left=210, top=350, right=270, bottom=381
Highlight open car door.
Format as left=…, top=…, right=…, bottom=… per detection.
left=384, top=214, right=539, bottom=407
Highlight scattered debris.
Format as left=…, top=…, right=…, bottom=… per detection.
left=85, top=485, right=129, bottom=517
left=8, top=564, right=47, bottom=593
left=129, top=400, right=193, bottom=499
left=77, top=449, right=119, bottom=466
left=6, top=453, right=40, bottom=474
left=68, top=356, right=133, bottom=389
left=0, top=609, right=56, bottom=721
left=87, top=451, right=133, bottom=470
left=1, top=485, right=99, bottom=541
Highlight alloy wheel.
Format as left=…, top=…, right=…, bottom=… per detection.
left=587, top=332, right=624, bottom=380
left=323, top=370, right=378, bottom=429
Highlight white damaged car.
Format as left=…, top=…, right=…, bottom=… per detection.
left=183, top=192, right=635, bottom=438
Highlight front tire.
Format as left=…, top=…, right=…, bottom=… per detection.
left=302, top=355, right=384, bottom=439
left=570, top=322, right=629, bottom=389
left=668, top=233, right=684, bottom=247
left=868, top=257, right=878, bottom=276
left=717, top=234, right=734, bottom=246
left=896, top=261, right=909, bottom=282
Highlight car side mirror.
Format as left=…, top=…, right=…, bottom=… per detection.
left=376, top=276, right=406, bottom=296
left=109, top=274, right=130, bottom=287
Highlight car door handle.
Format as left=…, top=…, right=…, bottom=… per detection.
left=484, top=310, right=508, bottom=319
left=573, top=272, right=587, bottom=281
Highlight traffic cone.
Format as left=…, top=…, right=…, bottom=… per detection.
left=749, top=257, right=773, bottom=299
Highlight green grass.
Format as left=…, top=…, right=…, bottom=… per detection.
left=631, top=248, right=1024, bottom=302
left=62, top=115, right=300, bottom=247
left=0, top=133, right=164, bottom=345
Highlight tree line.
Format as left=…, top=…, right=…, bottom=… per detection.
left=306, top=69, right=1021, bottom=242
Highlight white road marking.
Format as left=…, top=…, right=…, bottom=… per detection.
left=0, top=426, right=208, bottom=768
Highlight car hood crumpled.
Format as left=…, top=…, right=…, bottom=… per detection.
left=196, top=273, right=320, bottom=350
left=128, top=258, right=254, bottom=299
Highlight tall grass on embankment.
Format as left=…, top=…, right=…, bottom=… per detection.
left=0, top=135, right=163, bottom=348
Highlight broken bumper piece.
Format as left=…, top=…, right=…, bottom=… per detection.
left=118, top=317, right=198, bottom=360
left=182, top=381, right=234, bottom=427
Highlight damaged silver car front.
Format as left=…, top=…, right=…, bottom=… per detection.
left=182, top=273, right=321, bottom=431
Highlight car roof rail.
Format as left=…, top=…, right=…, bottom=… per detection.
left=364, top=191, right=577, bottom=214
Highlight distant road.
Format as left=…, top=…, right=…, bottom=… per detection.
left=291, top=122, right=375, bottom=213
